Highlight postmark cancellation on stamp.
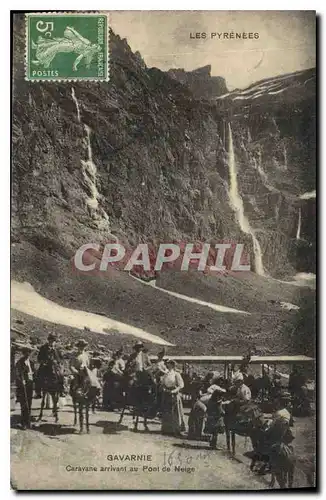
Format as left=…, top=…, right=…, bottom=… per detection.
left=25, top=12, right=109, bottom=82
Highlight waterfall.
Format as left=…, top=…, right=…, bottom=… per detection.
left=296, top=207, right=302, bottom=240
left=71, top=87, right=112, bottom=232
left=253, top=150, right=278, bottom=193
left=227, top=123, right=265, bottom=276
left=71, top=87, right=81, bottom=123
left=283, top=144, right=288, bottom=169
left=81, top=124, right=100, bottom=210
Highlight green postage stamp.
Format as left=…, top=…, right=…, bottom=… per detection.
left=25, top=12, right=109, bottom=81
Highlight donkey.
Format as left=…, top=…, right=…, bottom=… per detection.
left=224, top=400, right=264, bottom=456
left=70, top=367, right=100, bottom=434
left=252, top=425, right=296, bottom=489
left=119, top=371, right=158, bottom=431
left=37, top=360, right=61, bottom=423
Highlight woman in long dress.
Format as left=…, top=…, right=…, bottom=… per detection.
left=161, top=360, right=186, bottom=436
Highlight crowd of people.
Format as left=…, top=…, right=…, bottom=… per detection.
left=13, top=335, right=189, bottom=436
left=12, top=332, right=312, bottom=452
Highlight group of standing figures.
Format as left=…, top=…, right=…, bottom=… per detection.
left=13, top=335, right=187, bottom=436
left=13, top=334, right=311, bottom=488
left=102, top=342, right=186, bottom=436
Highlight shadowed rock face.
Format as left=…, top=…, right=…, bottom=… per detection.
left=167, top=65, right=228, bottom=99
left=12, top=14, right=315, bottom=278
left=215, top=69, right=316, bottom=276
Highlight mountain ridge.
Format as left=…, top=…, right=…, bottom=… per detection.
left=12, top=16, right=315, bottom=279
left=11, top=14, right=316, bottom=359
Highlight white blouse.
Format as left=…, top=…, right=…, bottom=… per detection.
left=71, top=351, right=90, bottom=373
left=162, top=370, right=184, bottom=391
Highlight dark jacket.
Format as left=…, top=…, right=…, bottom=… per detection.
left=15, top=357, right=35, bottom=386
left=125, top=351, right=152, bottom=375
left=38, top=343, right=62, bottom=365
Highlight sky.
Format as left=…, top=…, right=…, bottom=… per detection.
left=110, top=10, right=316, bottom=90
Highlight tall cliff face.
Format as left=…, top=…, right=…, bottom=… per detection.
left=12, top=17, right=241, bottom=257
left=12, top=14, right=315, bottom=278
left=215, top=69, right=316, bottom=276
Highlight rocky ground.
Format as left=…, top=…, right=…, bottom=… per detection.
left=10, top=397, right=314, bottom=491
left=11, top=241, right=315, bottom=357
left=12, top=14, right=315, bottom=280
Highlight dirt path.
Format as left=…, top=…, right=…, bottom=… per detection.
left=10, top=398, right=312, bottom=491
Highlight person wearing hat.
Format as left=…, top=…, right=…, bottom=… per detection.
left=88, top=358, right=102, bottom=413
left=233, top=371, right=252, bottom=403
left=204, top=387, right=227, bottom=449
left=125, top=341, right=151, bottom=376
left=69, top=339, right=90, bottom=393
left=150, top=349, right=168, bottom=382
left=15, top=344, right=35, bottom=429
left=231, top=364, right=243, bottom=383
left=70, top=339, right=90, bottom=376
left=272, top=393, right=293, bottom=425
left=160, top=359, right=186, bottom=436
left=111, top=349, right=125, bottom=377
left=239, top=349, right=252, bottom=374
left=188, top=384, right=226, bottom=440
left=35, top=333, right=64, bottom=398
left=147, top=349, right=169, bottom=414
left=260, top=394, right=295, bottom=461
left=89, top=357, right=102, bottom=374
left=101, top=350, right=125, bottom=411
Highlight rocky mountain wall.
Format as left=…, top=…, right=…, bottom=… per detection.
left=12, top=14, right=315, bottom=278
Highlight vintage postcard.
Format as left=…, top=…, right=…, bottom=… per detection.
left=11, top=10, right=316, bottom=490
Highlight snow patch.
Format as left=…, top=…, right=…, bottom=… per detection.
left=130, top=274, right=250, bottom=315
left=279, top=302, right=300, bottom=311
left=300, top=190, right=316, bottom=200
left=11, top=281, right=173, bottom=346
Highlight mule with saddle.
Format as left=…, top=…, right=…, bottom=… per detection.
left=187, top=370, right=296, bottom=489
left=223, top=398, right=295, bottom=488
left=118, top=367, right=159, bottom=431
left=35, top=333, right=64, bottom=423
left=69, top=339, right=101, bottom=434
left=69, top=366, right=100, bottom=434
